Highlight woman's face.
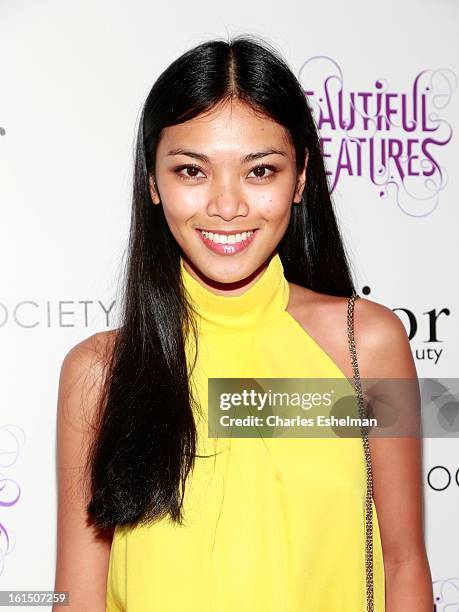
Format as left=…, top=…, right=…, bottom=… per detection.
left=150, top=98, right=308, bottom=294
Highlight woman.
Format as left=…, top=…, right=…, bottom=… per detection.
left=53, top=35, right=433, bottom=611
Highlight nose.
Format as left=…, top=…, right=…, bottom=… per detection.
left=207, top=173, right=249, bottom=221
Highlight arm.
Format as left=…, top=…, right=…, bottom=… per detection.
left=354, top=298, right=434, bottom=612
left=53, top=332, right=116, bottom=612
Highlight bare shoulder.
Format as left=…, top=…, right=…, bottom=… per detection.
left=287, top=283, right=415, bottom=379
left=288, top=281, right=398, bottom=325
left=62, top=329, right=118, bottom=374
left=352, top=295, right=417, bottom=379
left=352, top=295, right=410, bottom=344
left=287, top=282, right=349, bottom=323
left=58, top=329, right=119, bottom=433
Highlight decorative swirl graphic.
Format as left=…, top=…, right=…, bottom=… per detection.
left=298, top=56, right=456, bottom=216
left=432, top=577, right=459, bottom=611
left=0, top=424, right=25, bottom=576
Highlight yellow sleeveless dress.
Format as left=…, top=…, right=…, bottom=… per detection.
left=106, top=252, right=385, bottom=611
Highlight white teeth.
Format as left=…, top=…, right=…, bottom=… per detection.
left=200, top=230, right=254, bottom=245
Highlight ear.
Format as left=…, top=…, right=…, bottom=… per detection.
left=148, top=174, right=161, bottom=205
left=293, top=149, right=309, bottom=204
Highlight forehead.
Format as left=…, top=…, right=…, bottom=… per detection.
left=157, top=98, right=292, bottom=153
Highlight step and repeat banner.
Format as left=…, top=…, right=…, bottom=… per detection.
left=1, top=0, right=457, bottom=609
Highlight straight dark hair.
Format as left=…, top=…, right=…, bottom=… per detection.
left=86, top=34, right=357, bottom=530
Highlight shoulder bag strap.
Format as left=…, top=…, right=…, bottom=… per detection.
left=347, top=293, right=374, bottom=612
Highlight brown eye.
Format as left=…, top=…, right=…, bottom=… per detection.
left=248, top=164, right=277, bottom=181
left=175, top=164, right=206, bottom=181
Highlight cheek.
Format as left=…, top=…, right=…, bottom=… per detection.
left=254, top=189, right=292, bottom=220
left=160, top=184, right=202, bottom=226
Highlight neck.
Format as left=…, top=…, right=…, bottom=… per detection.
left=179, top=252, right=290, bottom=334
left=181, top=254, right=276, bottom=297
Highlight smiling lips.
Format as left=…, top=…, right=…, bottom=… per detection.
left=196, top=228, right=257, bottom=255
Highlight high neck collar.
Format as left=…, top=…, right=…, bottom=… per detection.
left=180, top=252, right=290, bottom=333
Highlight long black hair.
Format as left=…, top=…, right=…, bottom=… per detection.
left=86, top=34, right=356, bottom=530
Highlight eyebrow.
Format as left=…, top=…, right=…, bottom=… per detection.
left=165, top=148, right=288, bottom=163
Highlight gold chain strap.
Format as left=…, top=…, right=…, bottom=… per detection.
left=347, top=293, right=374, bottom=612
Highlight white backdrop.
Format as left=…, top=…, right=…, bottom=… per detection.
left=1, top=0, right=457, bottom=609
